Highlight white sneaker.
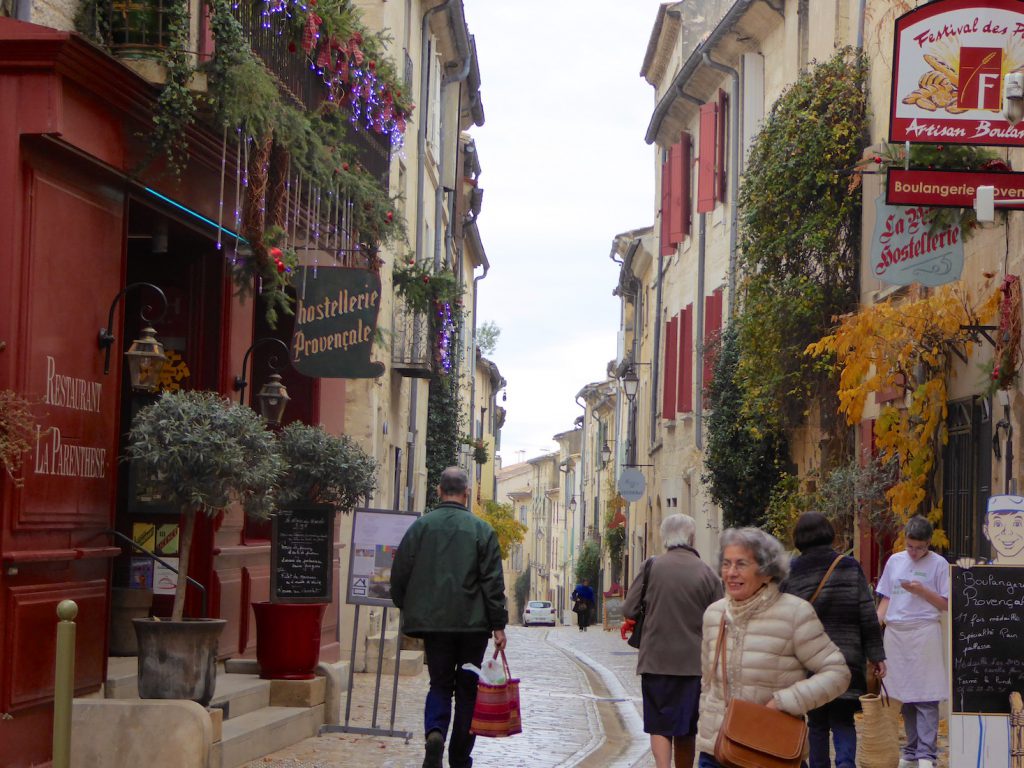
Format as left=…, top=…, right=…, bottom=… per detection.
left=918, top=761, right=934, bottom=768
left=898, top=761, right=918, bottom=768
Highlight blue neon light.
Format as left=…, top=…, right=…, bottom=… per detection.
left=144, top=187, right=248, bottom=243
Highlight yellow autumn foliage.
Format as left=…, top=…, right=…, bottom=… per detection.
left=806, top=284, right=999, bottom=544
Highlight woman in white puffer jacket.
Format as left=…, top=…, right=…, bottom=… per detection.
left=695, top=527, right=851, bottom=768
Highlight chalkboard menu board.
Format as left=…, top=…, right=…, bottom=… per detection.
left=603, top=597, right=625, bottom=629
left=271, top=505, right=335, bottom=603
left=951, top=565, right=1024, bottom=714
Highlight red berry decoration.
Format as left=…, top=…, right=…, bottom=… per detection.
left=342, top=162, right=350, bottom=171
left=386, top=211, right=393, bottom=221
left=277, top=261, right=286, bottom=274
left=873, top=156, right=881, bottom=164
left=288, top=41, right=296, bottom=53
left=422, top=275, right=430, bottom=284
left=269, top=247, right=283, bottom=259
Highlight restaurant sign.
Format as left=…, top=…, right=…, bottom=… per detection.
left=290, top=267, right=385, bottom=378
left=870, top=196, right=963, bottom=287
left=890, top=0, right=1024, bottom=146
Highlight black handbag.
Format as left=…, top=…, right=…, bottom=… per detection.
left=627, top=557, right=655, bottom=649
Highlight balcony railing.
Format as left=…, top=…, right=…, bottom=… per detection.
left=391, top=297, right=432, bottom=378
left=99, top=0, right=178, bottom=55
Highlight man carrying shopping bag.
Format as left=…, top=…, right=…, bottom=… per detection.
left=391, top=466, right=508, bottom=768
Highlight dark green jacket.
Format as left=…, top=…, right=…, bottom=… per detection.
left=389, top=501, right=507, bottom=637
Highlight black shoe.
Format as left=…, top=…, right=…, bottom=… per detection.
left=423, top=730, right=444, bottom=768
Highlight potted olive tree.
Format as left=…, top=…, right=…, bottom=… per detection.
left=125, top=390, right=280, bottom=705
left=252, top=422, right=377, bottom=680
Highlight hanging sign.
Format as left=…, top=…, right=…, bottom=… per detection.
left=870, top=197, right=964, bottom=287
left=290, top=266, right=385, bottom=378
left=886, top=167, right=1024, bottom=207
left=617, top=468, right=646, bottom=502
left=890, top=0, right=1024, bottom=146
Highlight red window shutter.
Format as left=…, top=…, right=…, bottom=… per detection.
left=662, top=316, right=678, bottom=417
left=697, top=102, right=718, bottom=213
left=678, top=305, right=693, bottom=414
left=679, top=132, right=692, bottom=239
left=717, top=90, right=727, bottom=202
left=668, top=140, right=686, bottom=243
left=703, top=289, right=724, bottom=402
left=660, top=156, right=674, bottom=256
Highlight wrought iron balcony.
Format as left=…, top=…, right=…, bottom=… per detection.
left=95, top=0, right=178, bottom=55
left=391, top=297, right=432, bottom=378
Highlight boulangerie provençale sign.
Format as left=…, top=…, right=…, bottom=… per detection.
left=290, top=266, right=385, bottom=378
left=890, top=0, right=1024, bottom=146
left=870, top=196, right=963, bottom=287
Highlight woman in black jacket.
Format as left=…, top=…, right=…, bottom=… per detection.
left=781, top=512, right=887, bottom=768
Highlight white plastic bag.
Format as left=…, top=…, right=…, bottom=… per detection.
left=461, top=658, right=506, bottom=685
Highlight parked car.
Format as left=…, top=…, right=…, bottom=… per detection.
left=522, top=600, right=556, bottom=626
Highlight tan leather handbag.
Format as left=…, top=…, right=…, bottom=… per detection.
left=712, top=614, right=808, bottom=768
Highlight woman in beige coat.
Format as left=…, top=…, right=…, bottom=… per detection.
left=696, top=527, right=850, bottom=768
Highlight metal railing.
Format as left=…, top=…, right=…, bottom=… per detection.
left=104, top=529, right=207, bottom=618
left=391, top=298, right=432, bottom=378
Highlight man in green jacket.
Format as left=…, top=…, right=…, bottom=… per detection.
left=390, top=466, right=508, bottom=768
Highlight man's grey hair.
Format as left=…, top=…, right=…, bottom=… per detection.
left=717, top=527, right=789, bottom=583
left=661, top=513, right=696, bottom=549
left=905, top=515, right=934, bottom=543
left=439, top=466, right=469, bottom=496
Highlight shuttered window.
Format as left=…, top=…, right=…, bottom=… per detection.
left=660, top=152, right=674, bottom=256
left=678, top=305, right=694, bottom=414
left=703, top=289, right=724, bottom=404
left=697, top=102, right=718, bottom=213
left=669, top=133, right=691, bottom=242
left=662, top=315, right=678, bottom=418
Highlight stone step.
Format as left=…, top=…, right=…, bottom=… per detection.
left=364, top=649, right=425, bottom=676
left=365, top=629, right=400, bottom=659
left=104, top=656, right=140, bottom=700
left=214, top=704, right=325, bottom=768
left=208, top=674, right=271, bottom=720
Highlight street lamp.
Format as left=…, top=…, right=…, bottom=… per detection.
left=600, top=441, right=612, bottom=467
left=621, top=365, right=639, bottom=403
left=234, top=338, right=291, bottom=426
left=569, top=495, right=577, bottom=513
left=98, top=282, right=169, bottom=392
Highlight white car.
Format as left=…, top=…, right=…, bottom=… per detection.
left=522, top=600, right=556, bottom=626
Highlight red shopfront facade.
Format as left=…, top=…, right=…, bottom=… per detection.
left=0, top=20, right=345, bottom=766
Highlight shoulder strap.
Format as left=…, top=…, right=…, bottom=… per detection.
left=809, top=555, right=843, bottom=604
left=637, top=556, right=655, bottom=608
left=711, top=613, right=729, bottom=701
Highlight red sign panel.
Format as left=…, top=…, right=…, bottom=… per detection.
left=890, top=0, right=1024, bottom=146
left=886, top=168, right=1024, bottom=208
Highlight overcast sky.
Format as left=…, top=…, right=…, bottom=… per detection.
left=462, top=1, right=663, bottom=463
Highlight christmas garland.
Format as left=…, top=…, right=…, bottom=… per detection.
left=993, top=274, right=1022, bottom=391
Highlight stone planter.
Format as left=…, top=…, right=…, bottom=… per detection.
left=109, top=587, right=153, bottom=656
left=133, top=617, right=226, bottom=706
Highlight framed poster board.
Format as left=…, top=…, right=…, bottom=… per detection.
left=271, top=505, right=335, bottom=603
left=950, top=565, right=1024, bottom=714
left=603, top=596, right=624, bottom=630
left=346, top=508, right=419, bottom=607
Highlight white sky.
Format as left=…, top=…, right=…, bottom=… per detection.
left=462, top=1, right=664, bottom=462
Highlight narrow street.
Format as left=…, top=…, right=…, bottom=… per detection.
left=248, top=624, right=656, bottom=768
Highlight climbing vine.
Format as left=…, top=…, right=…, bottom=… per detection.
left=806, top=284, right=1001, bottom=545
left=735, top=48, right=869, bottom=436
left=0, top=390, right=37, bottom=487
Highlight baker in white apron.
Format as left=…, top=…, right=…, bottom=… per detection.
left=876, top=515, right=950, bottom=768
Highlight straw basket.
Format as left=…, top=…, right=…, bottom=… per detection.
left=856, top=685, right=901, bottom=768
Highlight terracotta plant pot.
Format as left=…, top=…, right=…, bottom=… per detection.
left=252, top=601, right=328, bottom=680
left=133, top=617, right=226, bottom=706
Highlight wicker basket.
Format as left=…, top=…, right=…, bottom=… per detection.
left=856, top=690, right=901, bottom=768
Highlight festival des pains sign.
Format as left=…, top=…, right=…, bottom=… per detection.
left=870, top=197, right=963, bottom=287
left=890, top=0, right=1024, bottom=147
left=290, top=267, right=385, bottom=379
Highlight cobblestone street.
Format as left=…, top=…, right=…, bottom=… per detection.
left=247, top=623, right=949, bottom=768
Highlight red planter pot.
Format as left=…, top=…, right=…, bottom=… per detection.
left=252, top=601, right=328, bottom=680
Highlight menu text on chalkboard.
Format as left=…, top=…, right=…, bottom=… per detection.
left=604, top=597, right=625, bottom=630
left=272, top=505, right=335, bottom=603
left=951, top=565, right=1024, bottom=714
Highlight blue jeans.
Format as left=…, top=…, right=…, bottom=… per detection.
left=423, top=632, right=490, bottom=768
left=807, top=699, right=857, bottom=768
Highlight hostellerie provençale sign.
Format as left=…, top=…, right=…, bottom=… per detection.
left=870, top=196, right=963, bottom=287
left=290, top=266, right=385, bottom=378
left=890, top=0, right=1024, bottom=146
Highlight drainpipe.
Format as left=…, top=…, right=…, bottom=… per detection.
left=695, top=211, right=706, bottom=451
left=575, top=394, right=587, bottom=546
left=468, top=255, right=489, bottom=487
left=435, top=15, right=472, bottom=271
left=856, top=0, right=867, bottom=49
left=407, top=0, right=453, bottom=511
left=650, top=244, right=664, bottom=450
left=702, top=53, right=741, bottom=314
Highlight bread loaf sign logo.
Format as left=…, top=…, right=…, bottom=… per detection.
left=890, top=0, right=1024, bottom=146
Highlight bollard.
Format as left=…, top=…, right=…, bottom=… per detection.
left=52, top=599, right=78, bottom=768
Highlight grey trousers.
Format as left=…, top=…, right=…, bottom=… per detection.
left=901, top=701, right=940, bottom=761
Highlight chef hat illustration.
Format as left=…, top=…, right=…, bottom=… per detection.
left=986, top=495, right=1024, bottom=515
